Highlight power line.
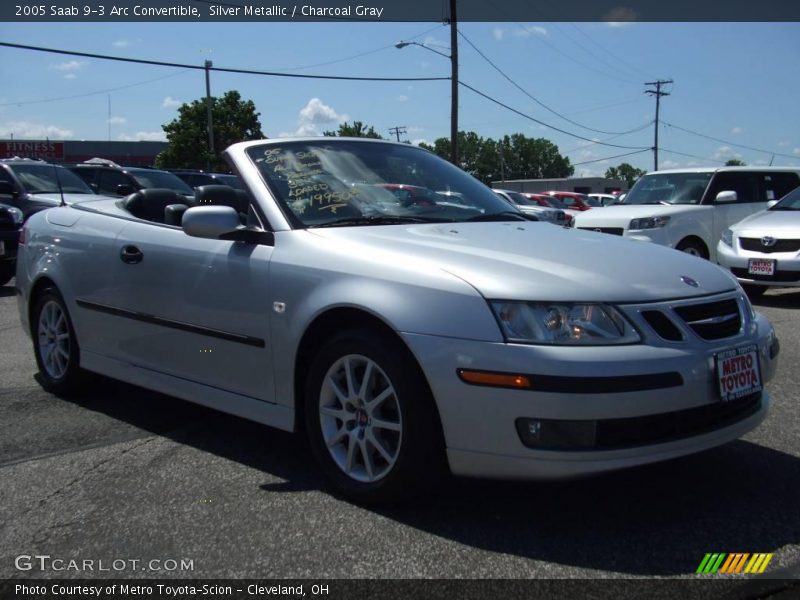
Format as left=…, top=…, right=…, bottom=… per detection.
left=560, top=120, right=654, bottom=154
left=662, top=121, right=800, bottom=160
left=571, top=149, right=650, bottom=167
left=566, top=23, right=655, bottom=81
left=659, top=147, right=726, bottom=164
left=457, top=30, right=647, bottom=136
left=458, top=80, right=651, bottom=150
left=0, top=69, right=192, bottom=106
left=0, top=42, right=449, bottom=82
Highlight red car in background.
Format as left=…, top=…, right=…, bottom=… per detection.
left=522, top=193, right=575, bottom=225
left=545, top=191, right=594, bottom=211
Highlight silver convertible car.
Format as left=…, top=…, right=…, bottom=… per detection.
left=16, top=139, right=779, bottom=504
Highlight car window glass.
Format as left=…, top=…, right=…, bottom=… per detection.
left=623, top=173, right=713, bottom=205
left=246, top=141, right=514, bottom=227
left=759, top=172, right=800, bottom=202
left=98, top=169, right=131, bottom=195
left=130, top=170, right=194, bottom=194
left=706, top=172, right=758, bottom=203
left=10, top=164, right=94, bottom=194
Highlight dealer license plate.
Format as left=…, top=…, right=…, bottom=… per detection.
left=715, top=345, right=763, bottom=402
left=748, top=258, right=775, bottom=276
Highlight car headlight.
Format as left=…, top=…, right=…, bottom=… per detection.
left=489, top=301, right=641, bottom=345
left=629, top=216, right=670, bottom=230
left=3, top=206, right=23, bottom=225
left=721, top=228, right=733, bottom=247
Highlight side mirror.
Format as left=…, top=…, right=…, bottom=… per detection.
left=116, top=183, right=135, bottom=196
left=0, top=181, right=17, bottom=196
left=767, top=200, right=779, bottom=209
left=183, top=205, right=241, bottom=239
left=715, top=190, right=738, bottom=203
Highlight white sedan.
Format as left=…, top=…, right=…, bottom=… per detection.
left=718, top=185, right=800, bottom=297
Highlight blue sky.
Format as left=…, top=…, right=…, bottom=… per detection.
left=0, top=21, right=798, bottom=176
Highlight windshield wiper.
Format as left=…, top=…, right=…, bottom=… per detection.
left=463, top=211, right=528, bottom=222
left=309, top=215, right=447, bottom=228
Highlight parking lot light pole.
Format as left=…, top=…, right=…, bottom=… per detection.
left=395, top=30, right=459, bottom=166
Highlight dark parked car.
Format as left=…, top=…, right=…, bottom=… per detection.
left=170, top=170, right=245, bottom=191
left=67, top=160, right=194, bottom=202
left=0, top=202, right=23, bottom=285
left=0, top=158, right=98, bottom=219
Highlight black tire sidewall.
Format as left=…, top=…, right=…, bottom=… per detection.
left=305, top=329, right=444, bottom=505
left=31, top=288, right=82, bottom=395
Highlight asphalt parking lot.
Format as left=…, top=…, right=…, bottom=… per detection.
left=1, top=280, right=799, bottom=581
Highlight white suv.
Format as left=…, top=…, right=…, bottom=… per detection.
left=573, top=167, right=800, bottom=261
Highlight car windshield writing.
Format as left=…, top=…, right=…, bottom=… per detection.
left=132, top=170, right=194, bottom=194
left=11, top=164, right=94, bottom=194
left=623, top=173, right=712, bottom=205
left=246, top=141, right=516, bottom=227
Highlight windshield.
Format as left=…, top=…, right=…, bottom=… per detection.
left=246, top=141, right=518, bottom=227
left=10, top=163, right=95, bottom=194
left=623, top=173, right=713, bottom=205
left=771, top=186, right=800, bottom=210
left=130, top=170, right=194, bottom=195
left=215, top=174, right=245, bottom=190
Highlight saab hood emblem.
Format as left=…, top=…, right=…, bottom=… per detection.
left=761, top=236, right=777, bottom=248
left=681, top=276, right=699, bottom=288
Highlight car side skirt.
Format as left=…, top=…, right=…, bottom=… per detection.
left=81, top=350, right=294, bottom=432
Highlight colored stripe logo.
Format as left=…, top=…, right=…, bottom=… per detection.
left=696, top=553, right=773, bottom=574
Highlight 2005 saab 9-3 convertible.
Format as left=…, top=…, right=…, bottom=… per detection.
left=16, top=139, right=779, bottom=504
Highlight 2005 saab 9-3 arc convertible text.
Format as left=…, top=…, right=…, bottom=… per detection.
left=16, top=139, right=780, bottom=504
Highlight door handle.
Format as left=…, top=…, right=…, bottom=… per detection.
left=120, top=245, right=143, bottom=264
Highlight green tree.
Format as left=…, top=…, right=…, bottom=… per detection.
left=323, top=121, right=383, bottom=139
left=420, top=131, right=572, bottom=184
left=605, top=163, right=647, bottom=188
left=725, top=159, right=746, bottom=166
left=155, top=90, right=264, bottom=171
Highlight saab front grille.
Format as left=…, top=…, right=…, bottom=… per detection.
left=641, top=310, right=684, bottom=341
left=731, top=267, right=800, bottom=282
left=578, top=227, right=624, bottom=236
left=739, top=238, right=800, bottom=253
left=673, top=299, right=741, bottom=341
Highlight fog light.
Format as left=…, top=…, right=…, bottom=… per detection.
left=516, top=417, right=598, bottom=449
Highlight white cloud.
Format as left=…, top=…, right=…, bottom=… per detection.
left=1, top=120, right=73, bottom=139
left=604, top=7, right=639, bottom=26
left=493, top=28, right=505, bottom=41
left=280, top=98, right=349, bottom=137
left=754, top=159, right=769, bottom=166
left=513, top=25, right=548, bottom=38
left=63, top=73, right=77, bottom=80
left=412, top=138, right=432, bottom=147
left=731, top=127, right=743, bottom=135
left=777, top=141, right=789, bottom=147
left=49, top=60, right=84, bottom=72
left=713, top=145, right=743, bottom=161
left=794, top=148, right=800, bottom=156
left=107, top=116, right=127, bottom=125
left=112, top=39, right=132, bottom=48
left=396, top=95, right=408, bottom=102
left=117, top=131, right=166, bottom=142
left=660, top=160, right=681, bottom=169
left=162, top=96, right=182, bottom=108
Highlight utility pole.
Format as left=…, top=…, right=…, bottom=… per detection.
left=498, top=142, right=506, bottom=184
left=645, top=79, right=672, bottom=171
left=389, top=126, right=407, bottom=143
left=204, top=59, right=215, bottom=171
left=448, top=0, right=459, bottom=166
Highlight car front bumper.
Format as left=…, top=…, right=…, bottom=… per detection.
left=401, top=308, right=777, bottom=480
left=717, top=240, right=800, bottom=288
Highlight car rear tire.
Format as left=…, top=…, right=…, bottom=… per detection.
left=305, top=329, right=446, bottom=505
left=742, top=284, right=767, bottom=299
left=32, top=288, right=85, bottom=395
left=675, top=239, right=709, bottom=259
left=0, top=262, right=14, bottom=286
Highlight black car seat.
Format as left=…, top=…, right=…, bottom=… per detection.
left=123, top=188, right=188, bottom=224
left=194, top=185, right=248, bottom=223
left=164, top=204, right=189, bottom=226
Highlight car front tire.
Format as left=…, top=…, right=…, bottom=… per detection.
left=305, top=329, right=446, bottom=505
left=32, top=288, right=85, bottom=395
left=0, top=261, right=14, bottom=286
left=676, top=239, right=709, bottom=259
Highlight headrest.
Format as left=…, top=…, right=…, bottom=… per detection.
left=195, top=184, right=246, bottom=213
left=123, top=188, right=187, bottom=223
